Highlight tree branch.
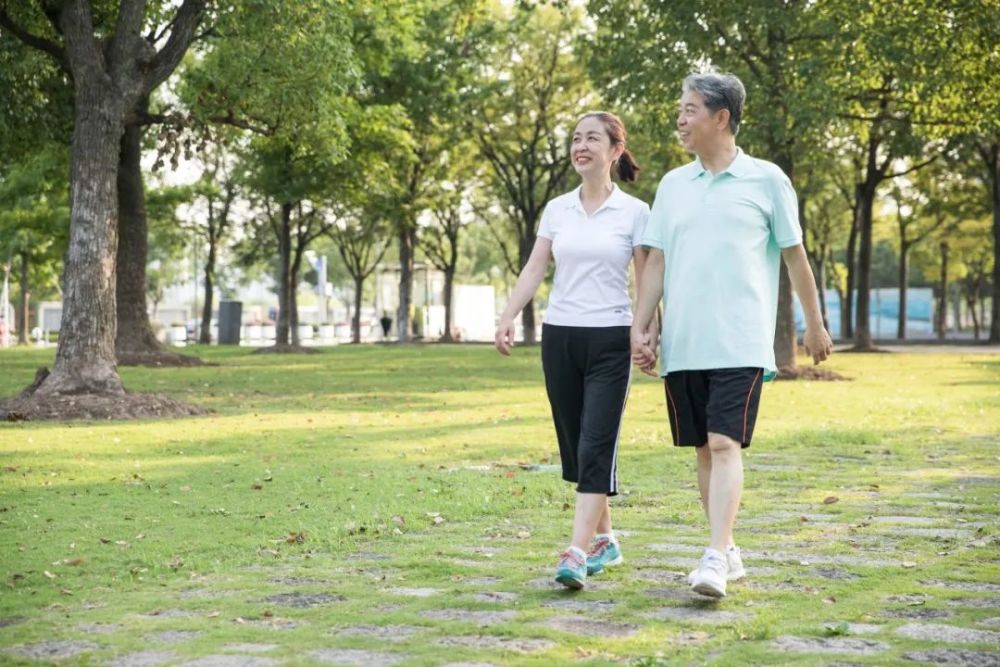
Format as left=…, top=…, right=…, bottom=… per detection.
left=144, top=0, right=207, bottom=93
left=0, top=6, right=67, bottom=69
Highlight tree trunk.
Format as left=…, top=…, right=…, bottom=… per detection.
left=843, top=206, right=859, bottom=340
left=897, top=243, right=909, bottom=340
left=937, top=241, right=948, bottom=340
left=396, top=223, right=415, bottom=343
left=275, top=203, right=293, bottom=347
left=816, top=248, right=829, bottom=334
left=519, top=230, right=537, bottom=345
left=967, top=288, right=980, bottom=341
left=115, top=111, right=170, bottom=360
left=352, top=275, right=363, bottom=344
left=17, top=251, right=29, bottom=345
left=36, top=71, right=125, bottom=396
left=440, top=267, right=454, bottom=343
left=989, top=140, right=1000, bottom=343
left=853, top=182, right=877, bottom=350
left=199, top=241, right=215, bottom=345
left=774, top=263, right=797, bottom=368
left=290, top=249, right=303, bottom=346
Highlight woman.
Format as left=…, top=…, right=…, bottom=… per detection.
left=494, top=111, right=652, bottom=589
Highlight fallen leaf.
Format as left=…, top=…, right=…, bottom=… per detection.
left=43, top=571, right=57, bottom=579
left=251, top=482, right=263, bottom=490
left=286, top=531, right=306, bottom=544
left=901, top=561, right=916, bottom=568
left=432, top=516, right=445, bottom=525
left=60, top=588, right=73, bottom=595
left=823, top=496, right=839, bottom=505
left=391, top=515, right=405, bottom=527
left=822, top=596, right=836, bottom=604
left=517, top=530, right=531, bottom=539
left=206, top=611, right=220, bottom=618
left=99, top=538, right=111, bottom=545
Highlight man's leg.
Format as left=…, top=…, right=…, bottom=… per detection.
left=595, top=497, right=612, bottom=535
left=706, top=431, right=743, bottom=552
left=696, top=443, right=712, bottom=520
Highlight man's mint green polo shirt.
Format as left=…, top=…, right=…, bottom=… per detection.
left=641, top=149, right=802, bottom=379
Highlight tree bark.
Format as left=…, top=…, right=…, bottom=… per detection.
left=853, top=179, right=878, bottom=350
left=275, top=202, right=293, bottom=347
left=37, top=56, right=125, bottom=395
left=290, top=246, right=303, bottom=346
left=816, top=246, right=828, bottom=334
left=396, top=222, right=416, bottom=343
left=989, top=140, right=1000, bottom=343
left=115, top=108, right=171, bottom=360
left=17, top=251, right=30, bottom=345
left=199, top=240, right=216, bottom=344
left=352, top=275, right=363, bottom=344
left=843, top=207, right=858, bottom=340
left=937, top=241, right=948, bottom=340
left=897, top=243, right=909, bottom=340
left=440, top=267, right=454, bottom=343
left=519, top=229, right=537, bottom=345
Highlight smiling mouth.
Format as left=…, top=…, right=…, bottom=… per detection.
left=574, top=156, right=592, bottom=164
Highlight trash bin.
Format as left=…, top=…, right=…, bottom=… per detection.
left=218, top=301, right=242, bottom=345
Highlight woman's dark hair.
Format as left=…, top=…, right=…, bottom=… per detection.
left=577, top=111, right=640, bottom=182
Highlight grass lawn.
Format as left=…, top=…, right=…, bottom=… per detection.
left=0, top=344, right=997, bottom=666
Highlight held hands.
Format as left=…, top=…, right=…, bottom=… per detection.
left=803, top=325, right=834, bottom=364
left=494, top=319, right=516, bottom=356
left=630, top=324, right=658, bottom=377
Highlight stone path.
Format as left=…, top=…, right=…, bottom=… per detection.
left=2, top=469, right=997, bottom=665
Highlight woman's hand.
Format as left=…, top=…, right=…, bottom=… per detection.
left=495, top=319, right=516, bottom=356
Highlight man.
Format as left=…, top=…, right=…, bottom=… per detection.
left=631, top=72, right=833, bottom=598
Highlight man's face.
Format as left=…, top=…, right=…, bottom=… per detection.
left=676, top=90, right=725, bottom=153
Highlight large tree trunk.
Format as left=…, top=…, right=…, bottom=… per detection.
left=396, top=223, right=415, bottom=343
left=897, top=243, right=909, bottom=340
left=115, top=114, right=166, bottom=359
left=842, top=210, right=858, bottom=340
left=275, top=203, right=293, bottom=347
left=35, top=68, right=125, bottom=396
left=774, top=265, right=797, bottom=369
left=440, top=267, right=454, bottom=343
left=936, top=241, right=948, bottom=340
left=17, top=251, right=29, bottom=345
left=989, top=140, right=1000, bottom=343
left=290, top=248, right=303, bottom=346
left=853, top=181, right=877, bottom=351
left=352, top=275, right=363, bottom=344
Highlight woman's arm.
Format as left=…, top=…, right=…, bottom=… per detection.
left=495, top=237, right=553, bottom=355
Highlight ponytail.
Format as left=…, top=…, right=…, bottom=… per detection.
left=616, top=148, right=640, bottom=183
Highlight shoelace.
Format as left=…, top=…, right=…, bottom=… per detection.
left=588, top=538, right=610, bottom=557
left=559, top=550, right=585, bottom=567
left=700, top=552, right=727, bottom=575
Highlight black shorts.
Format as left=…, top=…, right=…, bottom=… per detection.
left=541, top=324, right=631, bottom=496
left=663, top=367, right=764, bottom=448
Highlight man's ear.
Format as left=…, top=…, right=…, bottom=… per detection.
left=715, top=108, right=731, bottom=132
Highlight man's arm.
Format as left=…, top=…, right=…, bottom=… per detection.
left=631, top=248, right=664, bottom=373
left=781, top=244, right=833, bottom=364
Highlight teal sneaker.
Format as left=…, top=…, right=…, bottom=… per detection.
left=554, top=549, right=587, bottom=589
left=586, top=537, right=624, bottom=575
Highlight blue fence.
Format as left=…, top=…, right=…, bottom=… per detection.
left=795, top=288, right=935, bottom=339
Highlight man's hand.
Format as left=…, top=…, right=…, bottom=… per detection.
left=494, top=319, right=515, bottom=356
left=803, top=325, right=833, bottom=364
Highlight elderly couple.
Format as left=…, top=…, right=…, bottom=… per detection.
left=493, top=71, right=833, bottom=597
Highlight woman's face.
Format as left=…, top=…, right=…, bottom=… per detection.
left=571, top=116, right=621, bottom=178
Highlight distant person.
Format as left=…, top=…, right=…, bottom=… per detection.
left=380, top=312, right=392, bottom=339
left=495, top=111, right=655, bottom=589
left=631, top=72, right=833, bottom=598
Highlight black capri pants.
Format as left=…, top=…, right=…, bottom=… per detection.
left=541, top=323, right=632, bottom=496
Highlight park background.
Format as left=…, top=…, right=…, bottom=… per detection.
left=1, top=1, right=998, bottom=666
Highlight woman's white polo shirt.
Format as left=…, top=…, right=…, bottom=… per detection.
left=537, top=184, right=649, bottom=327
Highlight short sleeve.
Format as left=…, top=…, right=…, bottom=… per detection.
left=769, top=172, right=803, bottom=248
left=640, top=178, right=668, bottom=250
left=631, top=202, right=650, bottom=247
left=536, top=203, right=554, bottom=240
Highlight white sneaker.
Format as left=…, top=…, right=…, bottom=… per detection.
left=690, top=548, right=728, bottom=598
left=688, top=545, right=745, bottom=583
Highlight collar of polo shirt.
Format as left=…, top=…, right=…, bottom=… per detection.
left=564, top=183, right=629, bottom=212
left=690, top=148, right=753, bottom=179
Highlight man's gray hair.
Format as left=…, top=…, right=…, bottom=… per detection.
left=682, top=72, right=746, bottom=136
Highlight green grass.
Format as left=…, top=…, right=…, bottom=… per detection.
left=0, top=345, right=998, bottom=666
